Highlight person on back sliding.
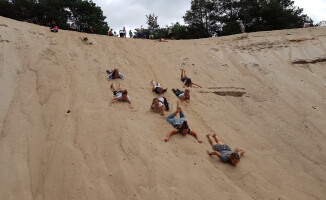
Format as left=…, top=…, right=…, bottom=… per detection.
left=172, top=88, right=190, bottom=102
left=207, top=133, right=245, bottom=166
left=151, top=97, right=169, bottom=116
left=151, top=80, right=167, bottom=94
left=109, top=83, right=133, bottom=109
left=164, top=102, right=202, bottom=143
left=106, top=68, right=124, bottom=80
left=180, top=69, right=202, bottom=88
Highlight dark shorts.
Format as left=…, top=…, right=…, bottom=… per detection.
left=213, top=144, right=231, bottom=152
left=181, top=77, right=188, bottom=83
left=113, top=91, right=122, bottom=96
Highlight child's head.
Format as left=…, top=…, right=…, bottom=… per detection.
left=158, top=87, right=164, bottom=94
left=185, top=89, right=190, bottom=96
left=186, top=79, right=192, bottom=86
left=152, top=98, right=159, bottom=107
left=179, top=121, right=189, bottom=135
left=122, top=90, right=128, bottom=99
left=113, top=68, right=119, bottom=77
left=230, top=153, right=240, bottom=165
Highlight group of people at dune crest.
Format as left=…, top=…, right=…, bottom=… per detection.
left=106, top=67, right=245, bottom=166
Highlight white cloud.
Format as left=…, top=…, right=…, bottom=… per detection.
left=293, top=0, right=326, bottom=22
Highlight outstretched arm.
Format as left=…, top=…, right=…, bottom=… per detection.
left=239, top=150, right=246, bottom=156
left=189, top=131, right=202, bottom=143
left=193, top=83, right=202, bottom=88
left=128, top=100, right=133, bottom=109
left=207, top=150, right=221, bottom=157
left=161, top=106, right=165, bottom=116
left=109, top=97, right=118, bottom=106
left=164, top=129, right=178, bottom=142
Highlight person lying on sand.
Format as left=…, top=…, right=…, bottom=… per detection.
left=151, top=81, right=167, bottom=94
left=109, top=83, right=133, bottom=109
left=172, top=89, right=190, bottom=103
left=154, top=38, right=167, bottom=42
left=180, top=69, right=202, bottom=88
left=106, top=68, right=124, bottom=80
left=207, top=134, right=245, bottom=166
left=151, top=97, right=169, bottom=116
left=164, top=102, right=201, bottom=143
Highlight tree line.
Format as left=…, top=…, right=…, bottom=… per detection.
left=0, top=0, right=313, bottom=39
left=142, top=0, right=312, bottom=39
left=0, top=0, right=109, bottom=35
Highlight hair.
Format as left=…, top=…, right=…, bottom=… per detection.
left=230, top=153, right=240, bottom=161
left=152, top=98, right=159, bottom=104
left=185, top=89, right=190, bottom=93
left=112, top=68, right=119, bottom=78
left=186, top=78, right=192, bottom=86
left=179, top=121, right=189, bottom=131
left=122, top=90, right=128, bottom=95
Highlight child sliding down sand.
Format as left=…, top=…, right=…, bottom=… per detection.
left=207, top=134, right=245, bottom=166
left=172, top=89, right=190, bottom=102
left=106, top=68, right=124, bottom=80
left=109, top=83, right=133, bottom=109
left=151, top=97, right=169, bottom=116
left=164, top=102, right=201, bottom=143
left=151, top=81, right=167, bottom=94
left=180, top=69, right=202, bottom=88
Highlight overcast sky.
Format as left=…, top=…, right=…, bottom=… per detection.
left=92, top=0, right=326, bottom=32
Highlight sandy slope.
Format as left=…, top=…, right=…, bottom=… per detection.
left=0, top=16, right=326, bottom=200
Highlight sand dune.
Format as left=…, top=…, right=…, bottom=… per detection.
left=1, top=16, right=326, bottom=200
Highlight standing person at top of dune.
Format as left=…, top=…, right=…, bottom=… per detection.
left=129, top=30, right=133, bottom=38
left=239, top=20, right=245, bottom=33
left=164, top=102, right=202, bottom=143
left=108, top=29, right=114, bottom=36
left=151, top=80, right=167, bottom=94
left=207, top=134, right=245, bottom=166
left=180, top=69, right=202, bottom=88
left=109, top=83, right=133, bottom=109
left=106, top=69, right=124, bottom=80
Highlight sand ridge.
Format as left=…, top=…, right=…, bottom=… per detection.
left=0, top=16, right=326, bottom=199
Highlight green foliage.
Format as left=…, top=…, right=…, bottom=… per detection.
left=0, top=0, right=109, bottom=35
left=146, top=13, right=159, bottom=31
left=183, top=0, right=313, bottom=38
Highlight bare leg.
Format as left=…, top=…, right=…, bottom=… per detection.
left=206, top=134, right=217, bottom=146
left=213, top=134, right=225, bottom=145
left=110, top=83, right=116, bottom=91
left=177, top=101, right=181, bottom=110
left=180, top=69, right=185, bottom=79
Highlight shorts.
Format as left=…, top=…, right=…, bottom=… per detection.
left=213, top=144, right=231, bottom=152
left=120, top=33, right=124, bottom=37
left=113, top=91, right=122, bottom=96
left=181, top=77, right=188, bottom=83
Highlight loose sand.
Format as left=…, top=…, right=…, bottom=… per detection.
left=1, top=16, right=326, bottom=200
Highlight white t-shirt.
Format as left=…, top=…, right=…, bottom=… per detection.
left=179, top=93, right=190, bottom=99
left=152, top=102, right=163, bottom=109
left=116, top=93, right=130, bottom=101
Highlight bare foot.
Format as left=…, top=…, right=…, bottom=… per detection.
left=213, top=133, right=216, bottom=137
left=164, top=138, right=169, bottom=142
left=206, top=134, right=212, bottom=138
left=110, top=83, right=114, bottom=89
left=207, top=150, right=211, bottom=155
left=197, top=140, right=202, bottom=143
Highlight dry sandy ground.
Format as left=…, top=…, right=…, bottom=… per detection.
left=0, top=16, right=326, bottom=200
